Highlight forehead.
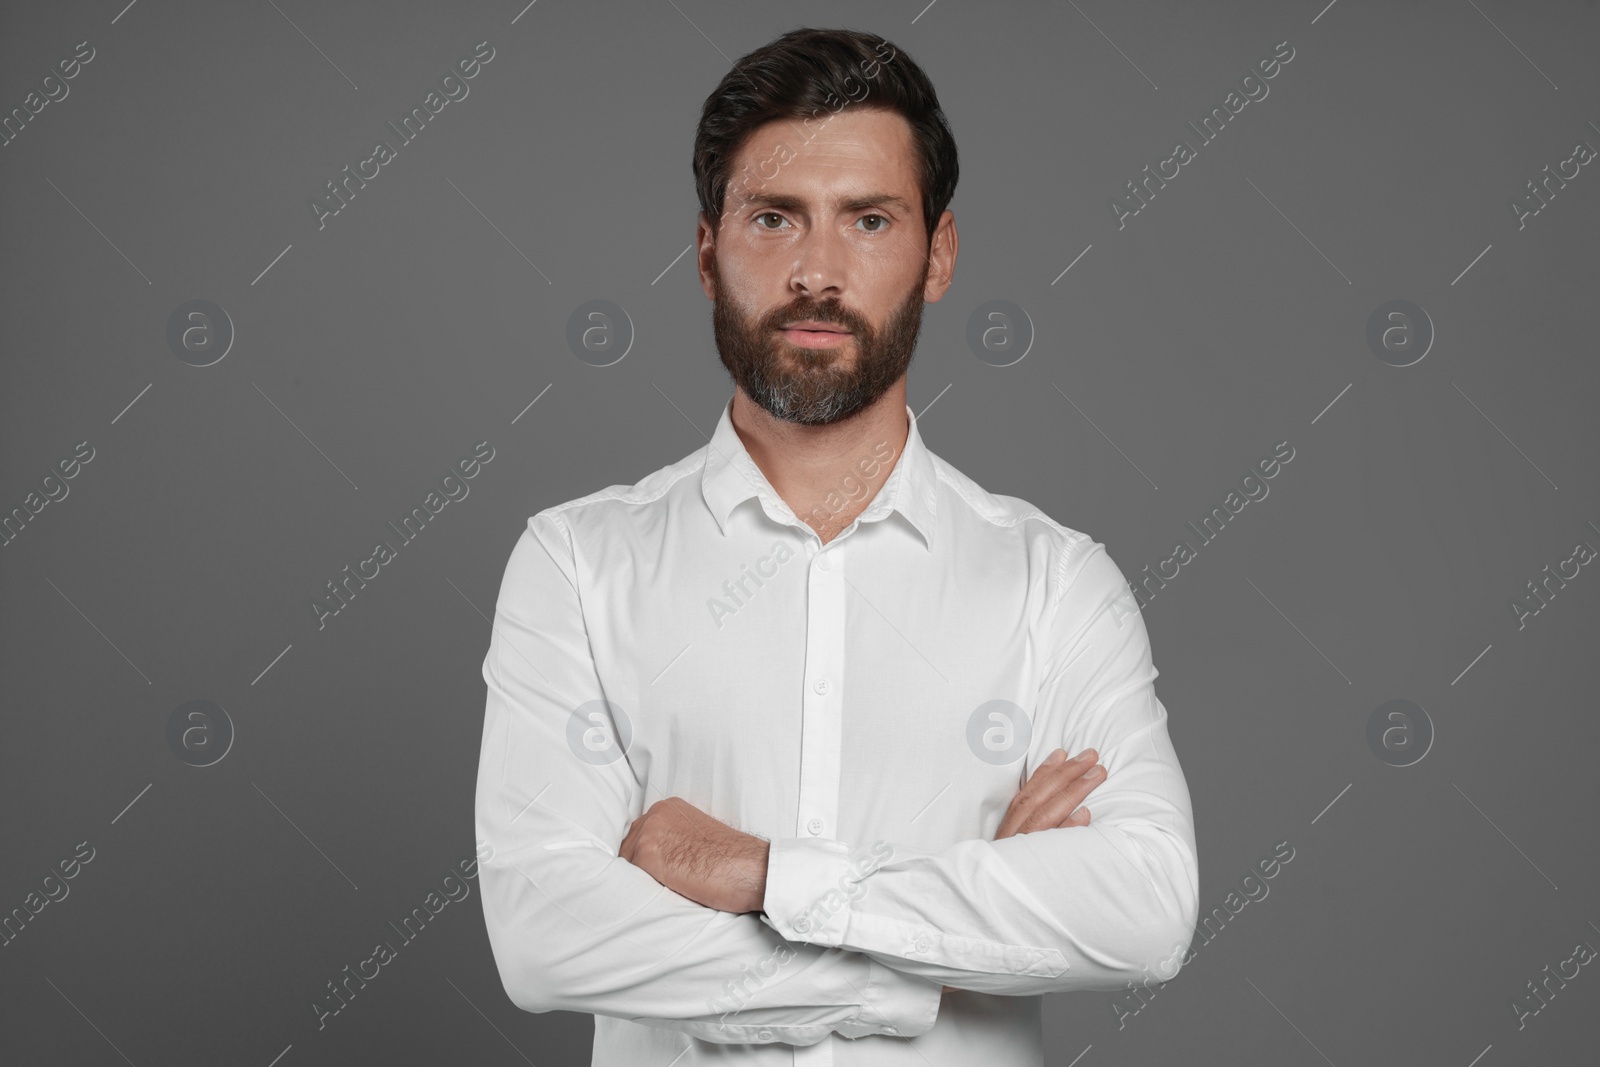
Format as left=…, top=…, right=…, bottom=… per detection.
left=729, top=107, right=919, bottom=205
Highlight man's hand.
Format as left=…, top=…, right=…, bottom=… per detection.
left=995, top=747, right=1103, bottom=840
left=619, top=796, right=769, bottom=914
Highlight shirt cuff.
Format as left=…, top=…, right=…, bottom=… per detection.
left=759, top=836, right=945, bottom=1038
left=761, top=836, right=860, bottom=946
left=850, top=955, right=942, bottom=1039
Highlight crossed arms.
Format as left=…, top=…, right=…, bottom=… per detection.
left=473, top=511, right=1200, bottom=1046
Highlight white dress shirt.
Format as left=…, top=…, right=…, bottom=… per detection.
left=475, top=396, right=1199, bottom=1066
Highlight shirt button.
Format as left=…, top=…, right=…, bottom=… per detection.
left=807, top=817, right=824, bottom=835
left=757, top=1028, right=773, bottom=1041
left=813, top=678, right=830, bottom=695
left=817, top=553, right=831, bottom=570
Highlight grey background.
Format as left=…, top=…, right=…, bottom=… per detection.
left=3, top=0, right=1597, bottom=1064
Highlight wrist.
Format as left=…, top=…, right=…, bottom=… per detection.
left=742, top=837, right=770, bottom=912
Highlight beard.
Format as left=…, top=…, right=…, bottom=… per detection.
left=710, top=257, right=929, bottom=427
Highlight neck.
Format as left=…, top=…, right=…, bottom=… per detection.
left=729, top=382, right=910, bottom=544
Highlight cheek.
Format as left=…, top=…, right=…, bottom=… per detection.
left=715, top=247, right=782, bottom=302
left=858, top=265, right=900, bottom=299
left=861, top=267, right=925, bottom=326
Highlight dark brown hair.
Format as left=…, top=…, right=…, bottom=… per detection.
left=693, top=28, right=959, bottom=246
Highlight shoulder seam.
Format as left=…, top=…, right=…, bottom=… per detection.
left=933, top=461, right=1091, bottom=542
left=541, top=452, right=705, bottom=520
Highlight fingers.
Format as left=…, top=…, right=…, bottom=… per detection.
left=1023, top=750, right=1102, bottom=833
left=995, top=748, right=1104, bottom=839
left=618, top=804, right=656, bottom=863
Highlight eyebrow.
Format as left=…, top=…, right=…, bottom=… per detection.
left=734, top=191, right=915, bottom=216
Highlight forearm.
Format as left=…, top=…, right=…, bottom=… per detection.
left=478, top=836, right=940, bottom=1042
left=759, top=717, right=1199, bottom=995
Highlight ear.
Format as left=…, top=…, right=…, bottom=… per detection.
left=922, top=210, right=957, bottom=303
left=696, top=212, right=718, bottom=301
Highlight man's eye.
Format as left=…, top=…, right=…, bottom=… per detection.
left=756, top=212, right=787, bottom=229
left=857, top=214, right=887, bottom=232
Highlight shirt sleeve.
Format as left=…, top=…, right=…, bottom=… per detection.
left=760, top=536, right=1200, bottom=995
left=474, top=510, right=944, bottom=1044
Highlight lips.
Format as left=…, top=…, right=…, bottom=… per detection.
left=782, top=322, right=850, bottom=333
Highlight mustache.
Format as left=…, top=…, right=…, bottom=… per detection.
left=763, top=302, right=866, bottom=333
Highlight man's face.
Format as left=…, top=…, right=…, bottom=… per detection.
left=699, top=107, right=954, bottom=426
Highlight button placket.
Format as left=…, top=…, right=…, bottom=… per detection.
left=796, top=540, right=844, bottom=874
left=793, top=544, right=846, bottom=1067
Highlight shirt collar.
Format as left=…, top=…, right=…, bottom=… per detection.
left=700, top=396, right=937, bottom=551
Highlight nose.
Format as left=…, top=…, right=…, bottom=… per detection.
left=788, top=226, right=847, bottom=300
